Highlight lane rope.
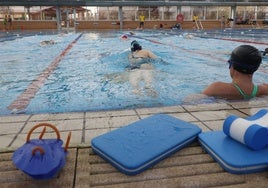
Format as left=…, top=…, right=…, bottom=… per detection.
left=8, top=33, right=83, bottom=112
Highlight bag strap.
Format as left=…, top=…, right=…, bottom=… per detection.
left=64, top=132, right=72, bottom=152
left=26, top=123, right=61, bottom=142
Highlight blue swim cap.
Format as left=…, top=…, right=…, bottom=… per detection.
left=228, top=45, right=262, bottom=74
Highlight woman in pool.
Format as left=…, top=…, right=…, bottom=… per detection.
left=202, top=45, right=268, bottom=100
left=128, top=40, right=157, bottom=96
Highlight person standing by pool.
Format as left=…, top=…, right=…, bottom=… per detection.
left=139, top=13, right=145, bottom=29
left=128, top=40, right=157, bottom=96
left=192, top=15, right=199, bottom=29
left=202, top=45, right=268, bottom=100
left=220, top=15, right=226, bottom=29
left=3, top=15, right=8, bottom=31
left=7, top=15, right=12, bottom=30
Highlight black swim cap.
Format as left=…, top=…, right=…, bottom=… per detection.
left=131, top=40, right=142, bottom=52
left=228, top=45, right=262, bottom=74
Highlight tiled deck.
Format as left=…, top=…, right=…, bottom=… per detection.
left=0, top=99, right=268, bottom=187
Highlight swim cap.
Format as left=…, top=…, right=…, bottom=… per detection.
left=121, top=34, right=128, bottom=39
left=228, top=45, right=262, bottom=74
left=131, top=40, right=142, bottom=52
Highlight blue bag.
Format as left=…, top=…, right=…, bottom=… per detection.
left=12, top=123, right=71, bottom=179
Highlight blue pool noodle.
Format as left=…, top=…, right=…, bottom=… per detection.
left=223, top=109, right=268, bottom=151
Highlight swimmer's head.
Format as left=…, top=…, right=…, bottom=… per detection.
left=131, top=40, right=142, bottom=52
left=121, top=34, right=128, bottom=39
left=228, top=45, right=262, bottom=74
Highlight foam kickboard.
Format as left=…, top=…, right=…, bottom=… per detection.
left=91, top=114, right=201, bottom=175
left=199, top=131, right=268, bottom=174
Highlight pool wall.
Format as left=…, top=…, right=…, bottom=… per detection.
left=0, top=20, right=265, bottom=31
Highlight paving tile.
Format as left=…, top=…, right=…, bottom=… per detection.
left=85, top=117, right=111, bottom=129
left=136, top=105, right=185, bottom=114
left=182, top=103, right=233, bottom=112
left=202, top=120, right=225, bottom=131
left=85, top=109, right=136, bottom=118
left=239, top=107, right=268, bottom=116
left=0, top=135, right=15, bottom=150
left=7, top=133, right=26, bottom=150
left=193, top=122, right=211, bottom=132
left=190, top=109, right=246, bottom=121
left=29, top=112, right=84, bottom=121
left=85, top=115, right=139, bottom=129
left=63, top=130, right=82, bottom=147
left=229, top=99, right=268, bottom=109
left=21, top=119, right=84, bottom=134
left=85, top=128, right=110, bottom=146
left=0, top=122, right=24, bottom=135
left=167, top=112, right=199, bottom=122
left=0, top=114, right=30, bottom=123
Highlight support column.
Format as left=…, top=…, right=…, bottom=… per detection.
left=177, top=6, right=181, bottom=15
left=231, top=5, right=236, bottom=27
left=73, top=8, right=77, bottom=30
left=119, top=6, right=123, bottom=30
left=66, top=9, right=69, bottom=29
left=56, top=6, right=61, bottom=31
left=149, top=6, right=151, bottom=21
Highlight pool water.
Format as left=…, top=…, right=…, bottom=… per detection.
left=0, top=29, right=267, bottom=115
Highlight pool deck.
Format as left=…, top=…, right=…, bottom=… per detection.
left=1, top=99, right=268, bottom=187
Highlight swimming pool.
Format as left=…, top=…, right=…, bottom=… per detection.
left=0, top=29, right=267, bottom=115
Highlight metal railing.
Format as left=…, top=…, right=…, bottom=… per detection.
left=0, top=0, right=268, bottom=7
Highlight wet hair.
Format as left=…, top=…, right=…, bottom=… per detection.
left=228, top=45, right=262, bottom=74
left=131, top=40, right=142, bottom=52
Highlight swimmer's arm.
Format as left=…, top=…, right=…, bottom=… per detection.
left=128, top=53, right=135, bottom=62
left=259, top=83, right=268, bottom=95
left=202, top=82, right=229, bottom=97
left=147, top=50, right=157, bottom=59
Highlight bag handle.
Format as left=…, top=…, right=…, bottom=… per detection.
left=32, top=146, right=45, bottom=156
left=64, top=132, right=72, bottom=152
left=26, top=123, right=61, bottom=142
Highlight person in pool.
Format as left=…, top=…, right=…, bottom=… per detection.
left=129, top=40, right=157, bottom=60
left=202, top=45, right=268, bottom=100
left=128, top=40, right=157, bottom=96
left=40, top=40, right=56, bottom=46
left=260, top=48, right=268, bottom=57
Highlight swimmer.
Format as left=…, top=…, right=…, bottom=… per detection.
left=40, top=40, right=56, bottom=46
left=183, top=33, right=195, bottom=39
left=260, top=48, right=268, bottom=56
left=120, top=34, right=128, bottom=40
left=128, top=40, right=157, bottom=97
left=202, top=45, right=268, bottom=100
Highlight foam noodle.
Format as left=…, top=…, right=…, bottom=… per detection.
left=223, top=109, right=268, bottom=150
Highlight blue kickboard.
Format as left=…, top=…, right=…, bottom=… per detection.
left=91, top=114, right=201, bottom=175
left=198, top=131, right=268, bottom=174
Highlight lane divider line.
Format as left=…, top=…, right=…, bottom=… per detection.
left=212, top=37, right=268, bottom=46
left=8, top=33, right=83, bottom=112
